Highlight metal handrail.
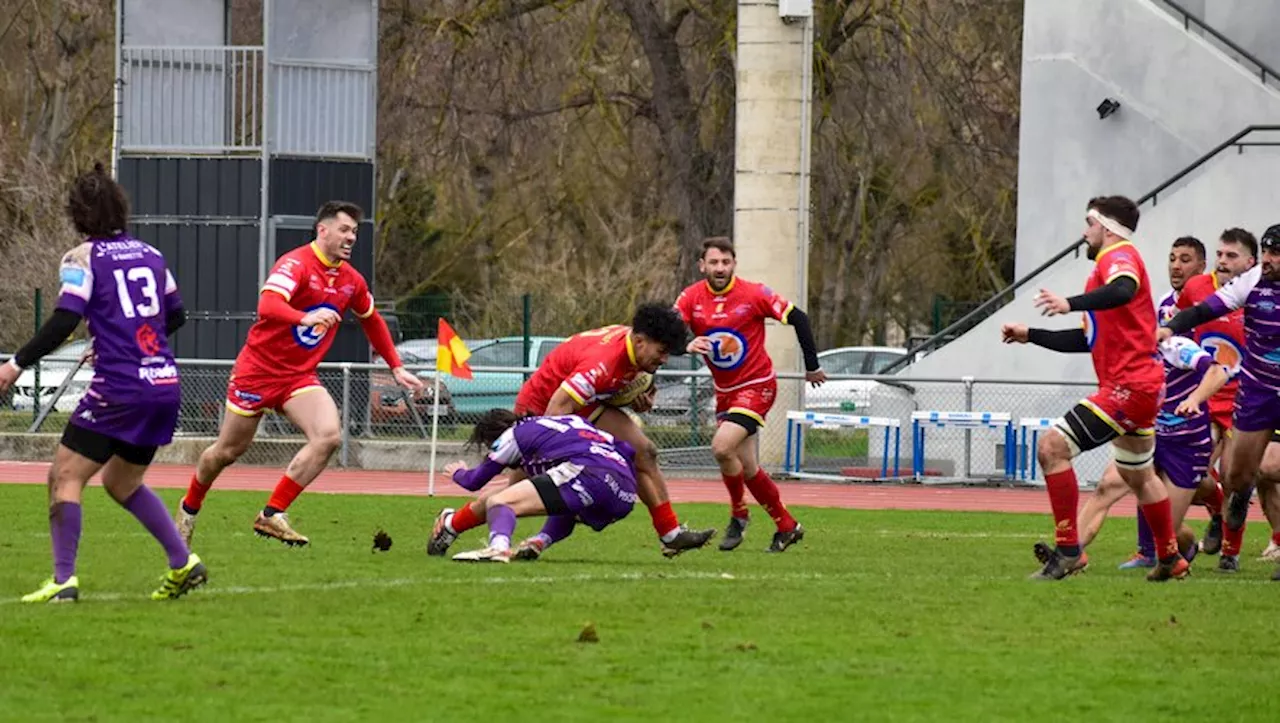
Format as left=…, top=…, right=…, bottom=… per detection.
left=1160, top=0, right=1280, bottom=86
left=881, top=124, right=1280, bottom=374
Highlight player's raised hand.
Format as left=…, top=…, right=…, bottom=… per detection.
left=300, top=307, right=342, bottom=329
left=1001, top=323, right=1029, bottom=344
left=686, top=336, right=713, bottom=355
left=805, top=369, right=827, bottom=387
left=443, top=461, right=468, bottom=480
left=392, top=366, right=425, bottom=396
left=1033, top=288, right=1070, bottom=316
left=1174, top=397, right=1203, bottom=417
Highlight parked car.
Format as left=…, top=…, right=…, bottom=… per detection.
left=370, top=338, right=464, bottom=427
left=807, top=346, right=908, bottom=412
left=648, top=355, right=715, bottom=421
left=443, top=336, right=565, bottom=419
left=12, top=339, right=94, bottom=413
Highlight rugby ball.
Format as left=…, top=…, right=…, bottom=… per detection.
left=604, top=372, right=655, bottom=407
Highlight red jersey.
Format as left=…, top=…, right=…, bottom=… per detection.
left=1176, top=272, right=1245, bottom=391
left=1081, top=242, right=1162, bottom=391
left=675, top=277, right=793, bottom=392
left=516, top=324, right=643, bottom=412
left=237, top=242, right=375, bottom=375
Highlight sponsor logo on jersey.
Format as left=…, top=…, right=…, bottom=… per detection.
left=706, top=328, right=749, bottom=371
left=1199, top=332, right=1243, bottom=374
left=292, top=303, right=340, bottom=349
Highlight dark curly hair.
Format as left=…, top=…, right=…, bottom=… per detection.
left=67, top=163, right=129, bottom=237
left=466, top=408, right=520, bottom=453
left=631, top=301, right=690, bottom=354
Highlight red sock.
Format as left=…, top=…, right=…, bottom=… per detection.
left=1043, top=468, right=1080, bottom=551
left=649, top=501, right=679, bottom=538
left=450, top=502, right=483, bottom=534
left=1223, top=521, right=1246, bottom=557
left=1270, top=529, right=1280, bottom=547
left=723, top=472, right=749, bottom=518
left=743, top=469, right=797, bottom=532
left=182, top=474, right=212, bottom=513
left=1141, top=498, right=1179, bottom=561
left=1202, top=480, right=1224, bottom=518
left=265, top=474, right=305, bottom=513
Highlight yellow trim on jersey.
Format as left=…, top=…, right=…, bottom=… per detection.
left=1079, top=398, right=1126, bottom=436
left=625, top=333, right=638, bottom=367
left=1104, top=270, right=1140, bottom=286
left=226, top=400, right=263, bottom=418
left=725, top=407, right=766, bottom=426
left=705, top=276, right=736, bottom=295
left=310, top=241, right=342, bottom=268
left=779, top=302, right=795, bottom=324
left=1094, top=240, right=1135, bottom=264
left=560, top=382, right=587, bottom=406
left=261, top=286, right=292, bottom=302
left=353, top=296, right=376, bottom=319
left=288, top=385, right=325, bottom=399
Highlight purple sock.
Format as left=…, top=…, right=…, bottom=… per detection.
left=50, top=502, right=82, bottom=584
left=122, top=486, right=190, bottom=569
left=535, top=514, right=577, bottom=547
left=488, top=504, right=517, bottom=550
left=1136, top=508, right=1155, bottom=558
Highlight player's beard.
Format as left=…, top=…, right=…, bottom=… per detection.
left=707, top=274, right=731, bottom=292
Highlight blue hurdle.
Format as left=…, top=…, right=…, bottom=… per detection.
left=910, top=411, right=1015, bottom=481
left=784, top=410, right=902, bottom=480
left=1017, top=417, right=1055, bottom=481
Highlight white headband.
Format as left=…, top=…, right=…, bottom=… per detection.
left=1088, top=208, right=1133, bottom=240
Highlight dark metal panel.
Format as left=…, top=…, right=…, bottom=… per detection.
left=235, top=159, right=261, bottom=216
left=177, top=159, right=200, bottom=215
left=197, top=160, right=220, bottom=216
left=269, top=158, right=375, bottom=217
left=196, top=225, right=220, bottom=312
left=236, top=225, right=259, bottom=310
left=156, top=159, right=179, bottom=216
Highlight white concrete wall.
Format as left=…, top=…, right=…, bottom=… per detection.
left=1202, top=1, right=1280, bottom=75
left=907, top=146, right=1280, bottom=383
left=1014, top=0, right=1280, bottom=279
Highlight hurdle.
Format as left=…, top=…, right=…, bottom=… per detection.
left=1017, top=417, right=1055, bottom=481
left=784, top=410, right=902, bottom=481
left=910, top=411, right=1015, bottom=482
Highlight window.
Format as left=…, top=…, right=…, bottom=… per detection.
left=467, top=341, right=524, bottom=368
left=535, top=341, right=562, bottom=366
left=820, top=350, right=868, bottom=375
left=869, top=352, right=905, bottom=373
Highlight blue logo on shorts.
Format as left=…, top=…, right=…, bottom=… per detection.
left=292, top=304, right=339, bottom=349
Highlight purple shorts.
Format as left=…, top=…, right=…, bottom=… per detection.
left=1155, top=431, right=1211, bottom=490
left=1233, top=374, right=1280, bottom=433
left=71, top=390, right=179, bottom=448
left=542, top=464, right=637, bottom=532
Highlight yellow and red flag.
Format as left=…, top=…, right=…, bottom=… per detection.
left=436, top=319, right=473, bottom=380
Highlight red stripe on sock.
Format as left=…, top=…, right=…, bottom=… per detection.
left=723, top=473, right=749, bottom=518
left=266, top=475, right=305, bottom=513
left=1043, top=468, right=1080, bottom=549
left=182, top=474, right=212, bottom=512
left=1224, top=521, right=1246, bottom=557
left=451, top=502, right=483, bottom=534
left=744, top=469, right=796, bottom=532
left=649, top=501, right=679, bottom=538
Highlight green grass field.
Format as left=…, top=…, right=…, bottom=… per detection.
left=1, top=483, right=1274, bottom=722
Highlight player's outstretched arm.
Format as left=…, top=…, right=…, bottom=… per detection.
left=1163, top=300, right=1230, bottom=337
left=1, top=309, right=83, bottom=388
left=358, top=309, right=423, bottom=393
left=545, top=385, right=586, bottom=416
left=1026, top=328, right=1090, bottom=353
left=1177, top=362, right=1232, bottom=417
left=1065, top=276, right=1138, bottom=312
left=445, top=458, right=508, bottom=492
left=785, top=307, right=825, bottom=385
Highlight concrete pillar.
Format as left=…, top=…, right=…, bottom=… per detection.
left=734, top=1, right=811, bottom=466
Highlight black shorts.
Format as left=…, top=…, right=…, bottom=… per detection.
left=61, top=423, right=158, bottom=466
left=721, top=412, right=762, bottom=436
left=529, top=473, right=572, bottom=516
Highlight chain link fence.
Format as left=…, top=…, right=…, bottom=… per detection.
left=8, top=355, right=1112, bottom=485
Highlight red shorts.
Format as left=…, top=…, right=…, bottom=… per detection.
left=715, top=379, right=777, bottom=428
left=226, top=367, right=326, bottom=417
left=1208, top=392, right=1234, bottom=433
left=1081, top=383, right=1163, bottom=436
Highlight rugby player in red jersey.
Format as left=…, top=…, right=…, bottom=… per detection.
left=676, top=236, right=826, bottom=552
left=1002, top=195, right=1188, bottom=581
left=175, top=202, right=424, bottom=546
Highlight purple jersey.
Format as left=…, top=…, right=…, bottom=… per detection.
left=57, top=237, right=182, bottom=403
left=1156, top=289, right=1178, bottom=326
left=452, top=415, right=637, bottom=495
left=1155, top=336, right=1221, bottom=431
left=1204, top=265, right=1280, bottom=388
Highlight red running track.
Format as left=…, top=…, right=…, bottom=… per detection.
left=0, top=461, right=1246, bottom=520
